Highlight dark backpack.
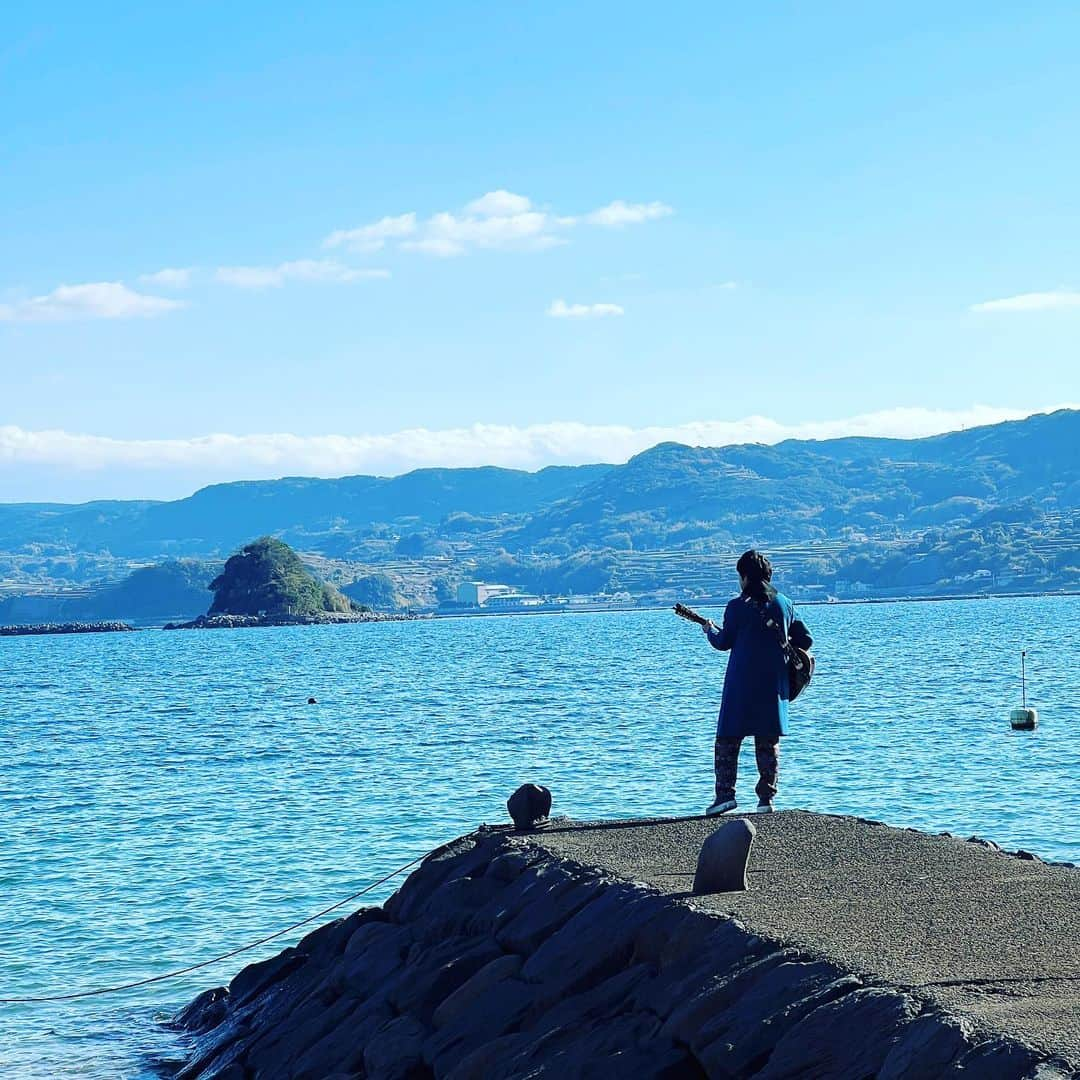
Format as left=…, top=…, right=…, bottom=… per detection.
left=753, top=599, right=815, bottom=701
left=785, top=636, right=815, bottom=700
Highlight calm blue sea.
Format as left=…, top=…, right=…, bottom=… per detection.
left=2, top=596, right=1078, bottom=1077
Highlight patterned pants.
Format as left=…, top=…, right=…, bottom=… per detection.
left=714, top=735, right=780, bottom=803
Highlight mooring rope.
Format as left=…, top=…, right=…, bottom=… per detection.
left=0, top=851, right=431, bottom=1005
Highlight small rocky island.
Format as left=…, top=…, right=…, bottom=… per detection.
left=165, top=536, right=409, bottom=629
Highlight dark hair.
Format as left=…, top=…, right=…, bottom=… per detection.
left=737, top=549, right=775, bottom=602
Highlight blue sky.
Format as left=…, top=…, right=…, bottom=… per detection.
left=2, top=2, right=1078, bottom=500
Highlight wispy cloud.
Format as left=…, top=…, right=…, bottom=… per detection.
left=547, top=299, right=625, bottom=319
left=971, top=289, right=1080, bottom=313
left=215, top=259, right=390, bottom=289
left=138, top=267, right=193, bottom=289
left=0, top=282, right=183, bottom=322
left=324, top=191, right=674, bottom=258
left=5, top=192, right=669, bottom=324
left=322, top=213, right=417, bottom=253
left=1, top=407, right=1072, bottom=490
left=581, top=200, right=674, bottom=227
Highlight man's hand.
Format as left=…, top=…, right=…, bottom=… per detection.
left=702, top=620, right=717, bottom=636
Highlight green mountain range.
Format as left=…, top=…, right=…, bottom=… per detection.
left=0, top=463, right=613, bottom=558
left=1, top=409, right=1077, bottom=615
left=515, top=408, right=1079, bottom=552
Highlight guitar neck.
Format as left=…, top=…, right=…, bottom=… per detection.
left=674, top=604, right=711, bottom=628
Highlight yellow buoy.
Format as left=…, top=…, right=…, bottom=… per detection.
left=1009, top=650, right=1037, bottom=730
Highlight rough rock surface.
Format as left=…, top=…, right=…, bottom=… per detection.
left=172, top=815, right=1079, bottom=1079
left=536, top=811, right=1080, bottom=1066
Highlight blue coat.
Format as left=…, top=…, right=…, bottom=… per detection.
left=707, top=591, right=794, bottom=738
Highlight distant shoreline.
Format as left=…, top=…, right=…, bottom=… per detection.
left=431, top=588, right=1080, bottom=620
left=2, top=590, right=1075, bottom=637
left=799, top=588, right=1080, bottom=606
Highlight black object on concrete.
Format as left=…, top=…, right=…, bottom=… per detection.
left=507, top=784, right=552, bottom=831
left=692, top=817, right=756, bottom=894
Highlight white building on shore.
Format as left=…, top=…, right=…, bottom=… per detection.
left=455, top=581, right=543, bottom=609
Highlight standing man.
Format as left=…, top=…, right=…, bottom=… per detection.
left=702, top=550, right=803, bottom=815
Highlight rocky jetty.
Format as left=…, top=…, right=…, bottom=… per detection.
left=171, top=813, right=1079, bottom=1079
left=0, top=621, right=136, bottom=636
left=164, top=611, right=415, bottom=630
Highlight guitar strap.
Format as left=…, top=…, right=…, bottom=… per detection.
left=746, top=595, right=803, bottom=671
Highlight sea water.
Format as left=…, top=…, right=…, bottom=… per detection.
left=2, top=595, right=1078, bottom=1077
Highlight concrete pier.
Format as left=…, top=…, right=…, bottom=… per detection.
left=173, top=811, right=1080, bottom=1078
left=535, top=811, right=1080, bottom=1069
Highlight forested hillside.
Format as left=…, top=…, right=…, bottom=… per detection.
left=1, top=410, right=1076, bottom=612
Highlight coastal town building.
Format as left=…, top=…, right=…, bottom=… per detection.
left=455, top=581, right=542, bottom=609
left=455, top=581, right=515, bottom=605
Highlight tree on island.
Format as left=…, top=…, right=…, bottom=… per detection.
left=209, top=537, right=363, bottom=617
left=342, top=571, right=404, bottom=610
left=67, top=559, right=218, bottom=622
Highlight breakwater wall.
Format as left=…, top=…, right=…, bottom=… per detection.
left=163, top=612, right=418, bottom=630
left=172, top=817, right=1077, bottom=1079
left=0, top=621, right=136, bottom=636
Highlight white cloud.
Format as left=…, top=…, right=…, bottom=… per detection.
left=404, top=206, right=561, bottom=257
left=582, top=200, right=674, bottom=227
left=215, top=259, right=390, bottom=289
left=547, top=299, right=625, bottom=319
left=5, top=192, right=671, bottom=327
left=325, top=191, right=673, bottom=259
left=971, top=289, right=1080, bottom=313
left=0, top=282, right=183, bottom=322
left=138, top=267, right=193, bottom=289
left=464, top=190, right=533, bottom=216
left=1, top=406, right=1072, bottom=488
left=322, top=213, right=418, bottom=252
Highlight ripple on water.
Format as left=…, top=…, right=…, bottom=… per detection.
left=1, top=597, right=1078, bottom=1077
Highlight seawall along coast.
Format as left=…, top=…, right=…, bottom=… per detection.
left=163, top=612, right=419, bottom=630
left=0, top=621, right=136, bottom=636
left=172, top=812, right=1080, bottom=1079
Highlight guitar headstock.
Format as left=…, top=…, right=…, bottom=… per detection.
left=673, top=602, right=706, bottom=626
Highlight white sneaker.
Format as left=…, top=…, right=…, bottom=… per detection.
left=754, top=801, right=775, bottom=813
left=705, top=799, right=737, bottom=816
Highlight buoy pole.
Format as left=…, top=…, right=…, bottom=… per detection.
left=1010, top=650, right=1037, bottom=730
